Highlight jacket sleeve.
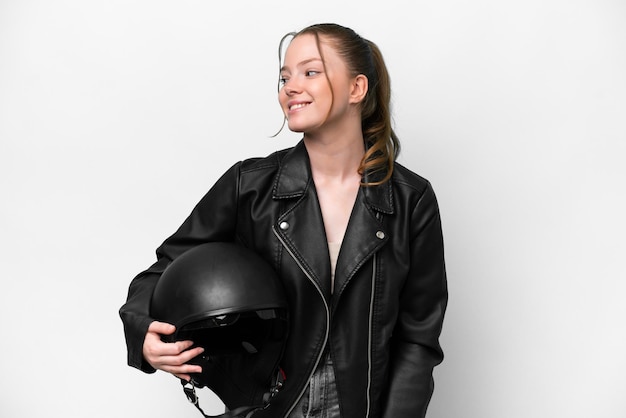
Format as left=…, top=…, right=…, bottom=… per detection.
left=382, top=182, right=448, bottom=417
left=119, top=162, right=242, bottom=372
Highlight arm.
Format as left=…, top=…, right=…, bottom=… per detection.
left=383, top=183, right=448, bottom=417
left=119, top=162, right=242, bottom=373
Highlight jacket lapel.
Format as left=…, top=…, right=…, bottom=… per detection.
left=332, top=165, right=395, bottom=306
left=272, top=140, right=396, bottom=303
left=273, top=141, right=332, bottom=298
left=332, top=184, right=391, bottom=306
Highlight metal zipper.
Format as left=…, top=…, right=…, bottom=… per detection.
left=365, top=254, right=376, bottom=418
left=273, top=225, right=331, bottom=418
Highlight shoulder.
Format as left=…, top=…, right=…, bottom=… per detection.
left=230, top=145, right=300, bottom=196
left=391, top=161, right=434, bottom=197
left=238, top=146, right=293, bottom=175
left=390, top=163, right=442, bottom=231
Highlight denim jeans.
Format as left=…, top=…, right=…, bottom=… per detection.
left=287, top=353, right=340, bottom=418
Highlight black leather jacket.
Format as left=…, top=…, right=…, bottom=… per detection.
left=120, top=140, right=447, bottom=418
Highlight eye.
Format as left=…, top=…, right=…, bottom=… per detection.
left=279, top=75, right=289, bottom=87
left=305, top=70, right=320, bottom=77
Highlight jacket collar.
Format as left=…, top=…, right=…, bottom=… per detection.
left=272, top=140, right=394, bottom=215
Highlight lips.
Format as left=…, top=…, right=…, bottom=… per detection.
left=288, top=101, right=311, bottom=111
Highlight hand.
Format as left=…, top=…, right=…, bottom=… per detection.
left=142, top=321, right=204, bottom=381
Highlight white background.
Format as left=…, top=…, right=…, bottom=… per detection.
left=1, top=1, right=625, bottom=417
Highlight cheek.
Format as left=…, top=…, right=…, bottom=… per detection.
left=278, top=91, right=288, bottom=111
left=310, top=84, right=332, bottom=109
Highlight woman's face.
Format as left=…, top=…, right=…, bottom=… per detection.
left=278, top=33, right=356, bottom=135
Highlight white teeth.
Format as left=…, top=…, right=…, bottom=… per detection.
left=290, top=103, right=308, bottom=110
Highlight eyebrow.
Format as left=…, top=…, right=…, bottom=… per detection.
left=280, top=57, right=323, bottom=73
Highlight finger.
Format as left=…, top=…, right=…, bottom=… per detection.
left=172, top=339, right=197, bottom=353
left=147, top=321, right=176, bottom=335
left=172, top=365, right=204, bottom=382
left=160, top=360, right=203, bottom=376
left=155, top=346, right=204, bottom=367
left=145, top=338, right=196, bottom=357
left=174, top=373, right=192, bottom=382
left=178, top=346, right=205, bottom=363
left=148, top=346, right=204, bottom=369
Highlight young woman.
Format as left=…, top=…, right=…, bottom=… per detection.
left=120, top=23, right=448, bottom=418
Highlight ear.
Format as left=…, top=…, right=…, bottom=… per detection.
left=349, top=74, right=369, bottom=104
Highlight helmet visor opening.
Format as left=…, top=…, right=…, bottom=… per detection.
left=178, top=309, right=287, bottom=357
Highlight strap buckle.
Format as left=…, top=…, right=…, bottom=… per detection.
left=181, top=380, right=199, bottom=405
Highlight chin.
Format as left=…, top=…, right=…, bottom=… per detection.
left=287, top=122, right=307, bottom=133
left=288, top=119, right=324, bottom=135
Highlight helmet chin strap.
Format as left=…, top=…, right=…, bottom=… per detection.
left=180, top=369, right=285, bottom=418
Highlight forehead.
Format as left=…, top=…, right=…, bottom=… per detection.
left=283, top=33, right=336, bottom=66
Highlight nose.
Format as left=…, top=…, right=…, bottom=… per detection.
left=282, top=78, right=301, bottom=96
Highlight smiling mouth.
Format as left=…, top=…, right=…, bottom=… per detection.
left=289, top=102, right=310, bottom=111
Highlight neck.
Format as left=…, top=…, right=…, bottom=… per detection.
left=304, top=132, right=365, bottom=181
